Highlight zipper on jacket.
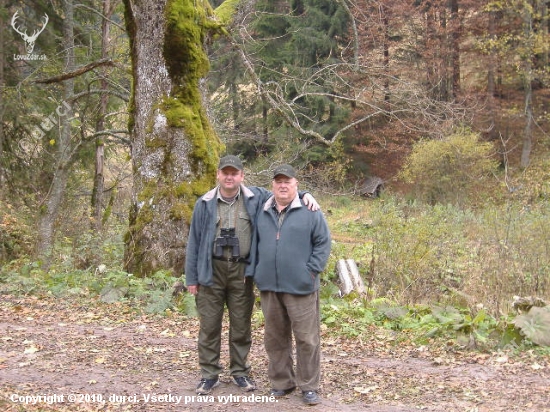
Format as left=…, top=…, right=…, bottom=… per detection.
left=273, top=206, right=289, bottom=290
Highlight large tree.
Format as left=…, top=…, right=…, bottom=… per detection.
left=122, top=0, right=225, bottom=276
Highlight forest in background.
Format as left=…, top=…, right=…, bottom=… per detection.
left=1, top=0, right=550, bottom=343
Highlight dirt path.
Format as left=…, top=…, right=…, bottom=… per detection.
left=1, top=295, right=548, bottom=411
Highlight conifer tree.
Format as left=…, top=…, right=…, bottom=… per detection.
left=208, top=0, right=351, bottom=164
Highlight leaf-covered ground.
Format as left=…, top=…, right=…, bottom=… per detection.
left=1, top=295, right=549, bottom=412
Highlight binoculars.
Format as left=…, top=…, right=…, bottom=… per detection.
left=214, top=228, right=240, bottom=257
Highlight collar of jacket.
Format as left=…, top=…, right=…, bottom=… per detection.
left=263, top=194, right=302, bottom=211
left=201, top=184, right=254, bottom=202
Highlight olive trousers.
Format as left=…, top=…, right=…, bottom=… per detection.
left=195, top=260, right=255, bottom=379
left=260, top=290, right=321, bottom=392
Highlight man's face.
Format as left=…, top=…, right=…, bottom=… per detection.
left=272, top=175, right=298, bottom=205
left=217, top=167, right=244, bottom=194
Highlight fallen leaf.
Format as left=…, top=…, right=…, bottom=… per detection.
left=354, top=385, right=378, bottom=394
left=433, top=357, right=444, bottom=365
left=24, top=345, right=40, bottom=354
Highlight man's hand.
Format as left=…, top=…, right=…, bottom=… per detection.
left=303, top=193, right=320, bottom=211
left=187, top=285, right=199, bottom=295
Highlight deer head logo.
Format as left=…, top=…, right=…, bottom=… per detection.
left=11, top=11, right=49, bottom=54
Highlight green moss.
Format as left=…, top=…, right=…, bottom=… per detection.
left=164, top=0, right=220, bottom=85
left=161, top=96, right=215, bottom=161
left=101, top=187, right=116, bottom=225
left=174, top=182, right=191, bottom=197
left=137, top=181, right=157, bottom=203
left=214, top=0, right=240, bottom=26
left=161, top=0, right=224, bottom=189
left=145, top=135, right=168, bottom=149
left=169, top=203, right=191, bottom=220
left=127, top=204, right=154, bottom=241
left=161, top=97, right=189, bottom=128
left=171, top=174, right=216, bottom=222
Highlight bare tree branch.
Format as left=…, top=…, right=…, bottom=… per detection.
left=35, top=59, right=118, bottom=84
left=92, top=129, right=131, bottom=145
left=74, top=3, right=125, bottom=30
left=71, top=89, right=130, bottom=103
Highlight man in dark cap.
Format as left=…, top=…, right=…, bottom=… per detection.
left=254, top=164, right=331, bottom=405
left=185, top=156, right=319, bottom=395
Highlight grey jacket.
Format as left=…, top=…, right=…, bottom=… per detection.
left=185, top=184, right=271, bottom=287
left=254, top=195, right=331, bottom=295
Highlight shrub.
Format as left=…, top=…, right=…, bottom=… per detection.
left=400, top=130, right=499, bottom=206
left=0, top=200, right=33, bottom=263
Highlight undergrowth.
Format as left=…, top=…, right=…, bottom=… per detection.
left=1, top=192, right=549, bottom=352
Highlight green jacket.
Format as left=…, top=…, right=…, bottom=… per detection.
left=254, top=195, right=331, bottom=295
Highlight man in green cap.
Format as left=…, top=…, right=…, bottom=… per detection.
left=185, top=156, right=319, bottom=395
left=254, top=164, right=331, bottom=405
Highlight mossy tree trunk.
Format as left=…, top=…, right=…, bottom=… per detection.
left=122, top=0, right=223, bottom=277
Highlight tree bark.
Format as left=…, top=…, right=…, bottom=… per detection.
left=91, top=0, right=114, bottom=231
left=520, top=3, right=533, bottom=168
left=382, top=4, right=390, bottom=104
left=0, top=1, right=5, bottom=188
left=122, top=0, right=222, bottom=277
left=425, top=5, right=437, bottom=99
left=450, top=0, right=460, bottom=98
left=487, top=8, right=497, bottom=140
left=36, top=0, right=75, bottom=268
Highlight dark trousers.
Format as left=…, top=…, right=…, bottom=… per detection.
left=196, top=260, right=255, bottom=379
left=260, top=291, right=321, bottom=392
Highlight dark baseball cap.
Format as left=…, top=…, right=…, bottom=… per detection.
left=273, top=164, right=296, bottom=178
left=218, top=155, right=243, bottom=170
